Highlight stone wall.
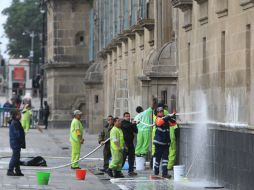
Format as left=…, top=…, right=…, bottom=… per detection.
left=179, top=126, right=254, bottom=190
left=45, top=63, right=89, bottom=128
left=174, top=1, right=254, bottom=189
left=47, top=0, right=91, bottom=64
left=175, top=0, right=254, bottom=127
left=45, top=0, right=91, bottom=128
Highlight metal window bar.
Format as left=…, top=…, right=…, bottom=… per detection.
left=0, top=108, right=40, bottom=129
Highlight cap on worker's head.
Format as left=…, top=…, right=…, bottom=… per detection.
left=156, top=107, right=164, bottom=112
left=73, top=110, right=82, bottom=115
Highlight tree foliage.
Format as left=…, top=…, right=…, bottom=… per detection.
left=2, top=0, right=43, bottom=64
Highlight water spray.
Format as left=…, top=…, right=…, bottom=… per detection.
left=137, top=111, right=201, bottom=127
left=175, top=111, right=202, bottom=116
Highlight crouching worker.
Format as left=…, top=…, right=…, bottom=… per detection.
left=108, top=117, right=125, bottom=178
left=7, top=110, right=25, bottom=176
left=153, top=107, right=176, bottom=178
left=69, top=110, right=84, bottom=169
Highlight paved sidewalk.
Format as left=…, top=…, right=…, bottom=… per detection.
left=0, top=127, right=230, bottom=190
left=0, top=127, right=114, bottom=190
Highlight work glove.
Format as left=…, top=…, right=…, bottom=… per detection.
left=169, top=113, right=176, bottom=123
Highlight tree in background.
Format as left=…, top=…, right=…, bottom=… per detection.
left=2, top=0, right=42, bottom=64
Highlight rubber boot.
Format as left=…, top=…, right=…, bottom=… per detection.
left=154, top=166, right=159, bottom=176
left=114, top=171, right=124, bottom=178
left=162, top=174, right=172, bottom=179
left=7, top=170, right=15, bottom=176
left=15, top=171, right=24, bottom=176
left=107, top=169, right=113, bottom=177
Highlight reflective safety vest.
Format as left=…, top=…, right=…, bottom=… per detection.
left=137, top=107, right=153, bottom=131
left=69, top=118, right=84, bottom=143
left=110, top=126, right=124, bottom=150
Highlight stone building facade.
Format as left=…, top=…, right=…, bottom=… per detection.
left=173, top=0, right=254, bottom=126
left=173, top=0, right=254, bottom=189
left=44, top=0, right=91, bottom=128
left=88, top=0, right=178, bottom=119
left=44, top=0, right=254, bottom=188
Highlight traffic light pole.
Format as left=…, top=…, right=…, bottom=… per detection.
left=38, top=1, right=46, bottom=125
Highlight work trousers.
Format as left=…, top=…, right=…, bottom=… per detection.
left=154, top=144, right=169, bottom=176
left=122, top=145, right=135, bottom=173
left=103, top=143, right=111, bottom=170
left=168, top=127, right=177, bottom=169
left=8, top=148, right=21, bottom=173
left=109, top=148, right=123, bottom=172
left=135, top=130, right=151, bottom=156
left=71, top=141, right=81, bottom=168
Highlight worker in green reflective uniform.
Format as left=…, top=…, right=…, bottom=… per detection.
left=69, top=110, right=84, bottom=169
left=135, top=97, right=157, bottom=157
left=21, top=104, right=32, bottom=134
left=108, top=117, right=125, bottom=178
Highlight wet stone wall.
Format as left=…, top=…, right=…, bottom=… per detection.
left=179, top=127, right=254, bottom=190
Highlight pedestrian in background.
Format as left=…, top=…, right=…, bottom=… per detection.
left=98, top=115, right=114, bottom=172
left=69, top=110, right=84, bottom=169
left=3, top=100, right=15, bottom=127
left=21, top=93, right=32, bottom=109
left=7, top=109, right=25, bottom=176
left=21, top=104, right=32, bottom=134
left=121, top=112, right=138, bottom=176
left=43, top=101, right=50, bottom=129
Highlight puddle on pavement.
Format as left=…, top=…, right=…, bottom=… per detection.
left=110, top=178, right=225, bottom=190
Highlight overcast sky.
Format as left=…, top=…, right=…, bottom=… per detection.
left=0, top=1, right=11, bottom=59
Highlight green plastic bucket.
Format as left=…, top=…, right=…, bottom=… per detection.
left=36, top=171, right=51, bottom=185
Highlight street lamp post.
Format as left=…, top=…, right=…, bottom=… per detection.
left=22, top=31, right=35, bottom=79
left=29, top=31, right=35, bottom=59
left=38, top=0, right=47, bottom=125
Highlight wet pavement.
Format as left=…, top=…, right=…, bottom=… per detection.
left=107, top=173, right=227, bottom=190
left=0, top=127, right=229, bottom=190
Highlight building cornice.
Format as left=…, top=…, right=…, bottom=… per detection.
left=123, top=29, right=135, bottom=40
left=137, top=18, right=155, bottom=31
left=172, top=0, right=193, bottom=11
left=131, top=24, right=144, bottom=36
left=193, top=0, right=207, bottom=4
left=240, top=0, right=254, bottom=10
left=116, top=34, right=128, bottom=43
left=43, top=63, right=90, bottom=70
